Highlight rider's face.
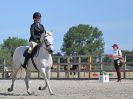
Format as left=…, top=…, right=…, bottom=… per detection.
left=113, top=46, right=118, bottom=51
left=34, top=17, right=41, bottom=23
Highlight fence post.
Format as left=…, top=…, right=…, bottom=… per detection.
left=123, top=56, right=127, bottom=79
left=78, top=56, right=81, bottom=78
left=57, top=56, right=60, bottom=79
left=2, top=58, right=6, bottom=79
left=100, top=55, right=103, bottom=70
left=38, top=71, right=40, bottom=79
left=67, top=56, right=70, bottom=78
left=89, top=55, right=92, bottom=79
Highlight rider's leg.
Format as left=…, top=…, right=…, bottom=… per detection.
left=22, top=42, right=37, bottom=68
left=22, top=53, right=31, bottom=69
left=28, top=41, right=38, bottom=54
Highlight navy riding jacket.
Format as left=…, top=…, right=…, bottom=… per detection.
left=29, top=22, right=46, bottom=42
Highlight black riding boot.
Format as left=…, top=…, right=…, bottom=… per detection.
left=22, top=53, right=31, bottom=69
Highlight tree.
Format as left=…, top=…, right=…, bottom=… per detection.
left=0, top=37, right=27, bottom=68
left=0, top=47, right=12, bottom=67
left=61, top=24, right=105, bottom=55
left=1, top=37, right=27, bottom=56
left=122, top=50, right=133, bottom=55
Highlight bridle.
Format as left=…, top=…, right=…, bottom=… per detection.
left=44, top=35, right=52, bottom=47
left=41, top=34, right=53, bottom=53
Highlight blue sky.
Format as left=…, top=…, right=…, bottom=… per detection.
left=0, top=0, right=133, bottom=54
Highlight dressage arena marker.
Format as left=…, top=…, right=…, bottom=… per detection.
left=99, top=71, right=109, bottom=82
left=99, top=74, right=109, bottom=82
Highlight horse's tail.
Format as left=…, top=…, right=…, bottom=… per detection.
left=16, top=66, right=26, bottom=78
left=11, top=63, right=26, bottom=79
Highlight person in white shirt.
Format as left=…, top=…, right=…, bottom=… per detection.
left=112, top=44, right=123, bottom=82
left=112, top=44, right=122, bottom=82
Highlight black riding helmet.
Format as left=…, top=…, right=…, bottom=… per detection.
left=33, top=12, right=41, bottom=19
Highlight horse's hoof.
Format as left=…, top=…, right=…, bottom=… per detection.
left=50, top=93, right=55, bottom=96
left=38, top=86, right=42, bottom=90
left=27, top=91, right=34, bottom=95
left=27, top=89, right=34, bottom=95
left=8, top=88, right=13, bottom=92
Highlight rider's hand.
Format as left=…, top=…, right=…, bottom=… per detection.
left=36, top=40, right=41, bottom=44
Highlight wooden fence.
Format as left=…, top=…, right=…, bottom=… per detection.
left=1, top=55, right=133, bottom=79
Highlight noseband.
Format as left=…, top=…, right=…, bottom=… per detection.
left=41, top=35, right=53, bottom=53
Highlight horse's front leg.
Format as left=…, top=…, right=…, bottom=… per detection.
left=41, top=68, right=54, bottom=95
left=38, top=83, right=47, bottom=90
left=38, top=67, right=50, bottom=91
left=24, top=68, right=33, bottom=95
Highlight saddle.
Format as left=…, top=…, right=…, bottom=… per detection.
left=23, top=45, right=41, bottom=70
left=23, top=45, right=40, bottom=58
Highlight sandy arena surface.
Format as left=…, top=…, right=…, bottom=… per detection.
left=0, top=79, right=133, bottom=99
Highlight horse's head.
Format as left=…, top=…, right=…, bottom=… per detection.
left=40, top=31, right=54, bottom=54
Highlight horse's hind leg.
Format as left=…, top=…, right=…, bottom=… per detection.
left=8, top=67, right=20, bottom=92
left=24, top=68, right=33, bottom=95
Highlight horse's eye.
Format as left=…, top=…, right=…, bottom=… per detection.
left=44, top=39, right=47, bottom=42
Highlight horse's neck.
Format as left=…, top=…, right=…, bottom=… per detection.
left=37, top=46, right=50, bottom=59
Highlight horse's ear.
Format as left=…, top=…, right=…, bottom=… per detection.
left=46, top=31, right=53, bottom=36
left=44, top=30, right=47, bottom=34
left=42, top=32, right=46, bottom=37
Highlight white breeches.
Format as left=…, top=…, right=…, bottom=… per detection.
left=28, top=41, right=38, bottom=54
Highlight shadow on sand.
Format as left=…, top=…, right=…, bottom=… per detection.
left=0, top=92, right=39, bottom=96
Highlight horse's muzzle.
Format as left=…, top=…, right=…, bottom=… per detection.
left=48, top=50, right=53, bottom=54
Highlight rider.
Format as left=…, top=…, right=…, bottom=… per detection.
left=22, top=12, right=46, bottom=68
